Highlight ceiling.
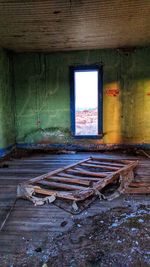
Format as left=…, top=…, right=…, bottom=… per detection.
left=0, top=0, right=150, bottom=52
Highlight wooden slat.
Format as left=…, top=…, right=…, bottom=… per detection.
left=58, top=172, right=100, bottom=181
left=33, top=186, right=93, bottom=201
left=91, top=157, right=132, bottom=165
left=28, top=157, right=90, bottom=184
left=129, top=182, right=150, bottom=188
left=95, top=161, right=139, bottom=191
left=69, top=167, right=110, bottom=177
left=47, top=175, right=90, bottom=186
left=88, top=160, right=125, bottom=167
left=35, top=180, right=87, bottom=191
left=0, top=1, right=149, bottom=52
left=18, top=157, right=139, bottom=203
left=125, top=187, right=150, bottom=194
left=81, top=162, right=120, bottom=170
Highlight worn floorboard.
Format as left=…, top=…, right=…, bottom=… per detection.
left=0, top=152, right=149, bottom=265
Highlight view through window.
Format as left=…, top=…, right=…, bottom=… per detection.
left=75, top=70, right=98, bottom=135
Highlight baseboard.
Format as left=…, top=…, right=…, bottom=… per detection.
left=0, top=144, right=15, bottom=158
left=1, top=142, right=149, bottom=160
left=16, top=143, right=150, bottom=151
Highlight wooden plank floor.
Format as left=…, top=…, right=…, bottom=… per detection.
left=0, top=152, right=149, bottom=265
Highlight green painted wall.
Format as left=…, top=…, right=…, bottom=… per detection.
left=121, top=48, right=150, bottom=144
left=13, top=47, right=150, bottom=146
left=0, top=49, right=15, bottom=151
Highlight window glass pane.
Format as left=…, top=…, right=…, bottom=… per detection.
left=75, top=71, right=98, bottom=135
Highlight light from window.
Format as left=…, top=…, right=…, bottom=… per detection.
left=75, top=70, right=98, bottom=135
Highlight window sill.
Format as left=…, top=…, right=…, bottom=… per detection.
left=73, top=134, right=103, bottom=139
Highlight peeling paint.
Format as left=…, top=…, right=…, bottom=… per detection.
left=0, top=46, right=148, bottom=150
left=0, top=49, right=15, bottom=150
left=24, top=128, right=72, bottom=144
left=13, top=47, right=150, bottom=146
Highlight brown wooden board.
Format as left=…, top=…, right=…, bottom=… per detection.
left=17, top=157, right=138, bottom=211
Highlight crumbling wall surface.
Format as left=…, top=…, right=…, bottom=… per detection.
left=13, top=47, right=150, bottom=147
left=0, top=49, right=15, bottom=156
left=120, top=47, right=150, bottom=144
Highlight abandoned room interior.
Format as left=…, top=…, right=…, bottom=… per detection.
left=0, top=1, right=150, bottom=266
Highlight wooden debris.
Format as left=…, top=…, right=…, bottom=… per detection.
left=139, top=149, right=150, bottom=159
left=17, top=157, right=138, bottom=207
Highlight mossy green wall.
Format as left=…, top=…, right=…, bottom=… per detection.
left=0, top=49, right=15, bottom=152
left=121, top=48, right=150, bottom=144
left=13, top=47, right=150, bottom=146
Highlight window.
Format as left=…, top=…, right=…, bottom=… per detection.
left=70, top=65, right=103, bottom=138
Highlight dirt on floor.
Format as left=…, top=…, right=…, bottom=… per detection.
left=2, top=198, right=149, bottom=267
left=47, top=204, right=150, bottom=267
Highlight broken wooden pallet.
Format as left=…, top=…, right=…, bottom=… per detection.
left=17, top=157, right=138, bottom=212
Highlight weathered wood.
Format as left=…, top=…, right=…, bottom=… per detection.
left=46, top=175, right=90, bottom=186
left=18, top=157, right=138, bottom=205
left=80, top=162, right=120, bottom=170
left=33, top=186, right=93, bottom=201
left=128, top=181, right=150, bottom=188
left=28, top=157, right=90, bottom=184
left=95, top=161, right=138, bottom=191
left=69, top=167, right=110, bottom=177
left=138, top=149, right=150, bottom=159
left=125, top=187, right=150, bottom=194
left=36, top=180, right=87, bottom=191
left=88, top=160, right=125, bottom=167
left=91, top=157, right=132, bottom=165
left=58, top=172, right=100, bottom=181
left=0, top=152, right=149, bottom=267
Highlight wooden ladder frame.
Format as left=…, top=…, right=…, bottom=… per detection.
left=17, top=157, right=138, bottom=205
